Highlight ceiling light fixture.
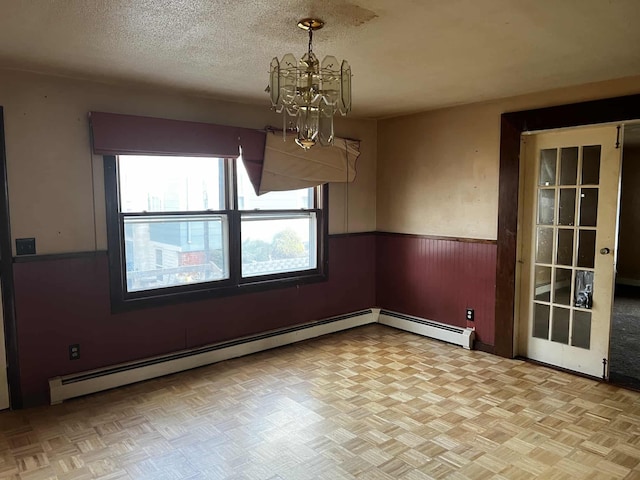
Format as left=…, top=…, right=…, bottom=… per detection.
left=267, top=18, right=352, bottom=150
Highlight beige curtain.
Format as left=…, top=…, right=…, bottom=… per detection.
left=255, top=132, right=360, bottom=194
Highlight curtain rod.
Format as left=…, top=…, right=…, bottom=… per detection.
left=263, top=125, right=360, bottom=144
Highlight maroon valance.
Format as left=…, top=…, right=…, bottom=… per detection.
left=89, top=111, right=266, bottom=160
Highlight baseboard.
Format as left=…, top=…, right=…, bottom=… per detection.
left=49, top=309, right=377, bottom=405
left=49, top=307, right=485, bottom=405
left=378, top=310, right=475, bottom=350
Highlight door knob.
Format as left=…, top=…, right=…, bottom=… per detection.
left=600, top=247, right=611, bottom=255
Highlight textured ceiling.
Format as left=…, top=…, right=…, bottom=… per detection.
left=0, top=0, right=639, bottom=118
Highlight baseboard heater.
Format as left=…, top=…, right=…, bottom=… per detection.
left=378, top=310, right=475, bottom=350
left=49, top=309, right=377, bottom=405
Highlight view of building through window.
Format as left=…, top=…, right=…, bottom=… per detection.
left=118, top=156, right=317, bottom=293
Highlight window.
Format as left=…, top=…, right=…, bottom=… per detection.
left=104, top=155, right=327, bottom=310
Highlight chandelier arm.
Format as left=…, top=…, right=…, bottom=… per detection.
left=308, top=28, right=313, bottom=55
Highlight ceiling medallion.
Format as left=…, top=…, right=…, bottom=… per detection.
left=267, top=18, right=352, bottom=150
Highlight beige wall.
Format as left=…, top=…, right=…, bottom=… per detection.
left=617, top=146, right=640, bottom=282
left=0, top=70, right=376, bottom=255
left=377, top=75, right=640, bottom=240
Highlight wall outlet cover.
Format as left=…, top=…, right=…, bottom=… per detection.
left=16, top=237, right=36, bottom=255
left=69, top=344, right=80, bottom=360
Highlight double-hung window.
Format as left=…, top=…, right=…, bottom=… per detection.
left=104, top=154, right=327, bottom=310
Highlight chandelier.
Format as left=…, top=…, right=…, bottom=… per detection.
left=267, top=18, right=352, bottom=150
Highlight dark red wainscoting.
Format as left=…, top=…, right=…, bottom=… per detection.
left=376, top=233, right=497, bottom=347
left=13, top=234, right=376, bottom=406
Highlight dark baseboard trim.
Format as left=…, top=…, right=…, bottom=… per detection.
left=474, top=341, right=495, bottom=354
left=13, top=250, right=107, bottom=263
left=376, top=231, right=497, bottom=245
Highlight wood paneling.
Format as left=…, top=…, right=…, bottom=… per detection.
left=376, top=233, right=496, bottom=346
left=12, top=234, right=376, bottom=406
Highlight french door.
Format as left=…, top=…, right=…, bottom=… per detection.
left=518, top=125, right=621, bottom=378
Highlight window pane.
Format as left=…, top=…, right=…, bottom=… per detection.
left=577, top=230, right=596, bottom=268
left=119, top=156, right=225, bottom=212
left=539, top=149, right=557, bottom=186
left=581, top=146, right=601, bottom=185
left=579, top=188, right=598, bottom=227
left=553, top=268, right=572, bottom=306
left=241, top=213, right=317, bottom=277
left=236, top=158, right=313, bottom=210
left=534, top=266, right=552, bottom=302
left=559, top=147, right=578, bottom=186
left=551, top=307, right=570, bottom=344
left=556, top=229, right=573, bottom=266
left=572, top=311, right=592, bottom=349
left=558, top=189, right=576, bottom=226
left=124, top=215, right=228, bottom=292
left=533, top=303, right=550, bottom=339
left=537, top=189, right=555, bottom=225
left=575, top=270, right=594, bottom=309
left=535, top=227, right=553, bottom=264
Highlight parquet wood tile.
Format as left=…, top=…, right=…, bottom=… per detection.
left=4, top=325, right=640, bottom=479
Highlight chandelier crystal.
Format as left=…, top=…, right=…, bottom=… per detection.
left=267, top=18, right=352, bottom=150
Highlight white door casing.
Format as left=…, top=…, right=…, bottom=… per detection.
left=518, top=125, right=621, bottom=378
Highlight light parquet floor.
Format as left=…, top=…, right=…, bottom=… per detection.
left=2, top=324, right=640, bottom=480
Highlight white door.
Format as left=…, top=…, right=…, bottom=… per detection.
left=518, top=125, right=621, bottom=378
left=0, top=280, right=9, bottom=409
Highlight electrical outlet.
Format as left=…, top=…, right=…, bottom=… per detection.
left=16, top=237, right=36, bottom=255
left=466, top=308, right=474, bottom=322
left=69, top=344, right=80, bottom=360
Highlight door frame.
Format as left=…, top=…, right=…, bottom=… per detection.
left=496, top=93, right=640, bottom=358
left=0, top=107, right=20, bottom=408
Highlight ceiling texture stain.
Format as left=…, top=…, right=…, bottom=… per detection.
left=0, top=0, right=637, bottom=118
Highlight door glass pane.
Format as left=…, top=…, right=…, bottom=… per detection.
left=556, top=230, right=574, bottom=266
left=551, top=307, right=570, bottom=344
left=536, top=227, right=554, bottom=264
left=537, top=189, right=555, bottom=225
left=575, top=271, right=594, bottom=309
left=553, top=268, right=572, bottom=305
left=539, top=149, right=557, bottom=186
left=577, top=230, right=596, bottom=268
left=559, top=147, right=578, bottom=185
left=558, top=189, right=576, bottom=226
left=572, top=311, right=592, bottom=349
left=533, top=304, right=550, bottom=339
left=582, top=145, right=601, bottom=185
left=534, top=266, right=552, bottom=302
left=579, top=189, right=598, bottom=226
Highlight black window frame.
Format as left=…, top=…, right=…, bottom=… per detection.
left=104, top=155, right=328, bottom=312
